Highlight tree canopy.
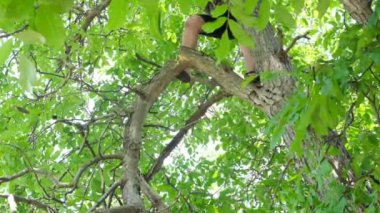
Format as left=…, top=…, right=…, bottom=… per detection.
left=0, top=0, right=379, bottom=212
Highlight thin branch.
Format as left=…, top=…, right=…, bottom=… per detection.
left=135, top=53, right=162, bottom=68
left=163, top=174, right=194, bottom=212
left=56, top=154, right=123, bottom=189
left=370, top=175, right=380, bottom=185
left=0, top=168, right=60, bottom=185
left=285, top=31, right=310, bottom=53
left=0, top=154, right=123, bottom=193
left=124, top=83, right=146, bottom=99
left=138, top=175, right=169, bottom=212
left=144, top=124, right=175, bottom=132
left=0, top=25, right=28, bottom=38
left=32, top=68, right=73, bottom=100
left=0, top=194, right=56, bottom=212
left=369, top=69, right=380, bottom=84
left=340, top=101, right=356, bottom=135
left=144, top=91, right=229, bottom=181
left=89, top=180, right=123, bottom=212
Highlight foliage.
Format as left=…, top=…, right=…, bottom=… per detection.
left=0, top=0, right=379, bottom=212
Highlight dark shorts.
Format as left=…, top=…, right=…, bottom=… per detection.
left=199, top=12, right=236, bottom=39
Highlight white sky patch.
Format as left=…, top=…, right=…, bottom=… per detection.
left=196, top=137, right=225, bottom=161
left=163, top=101, right=225, bottom=167
left=209, top=182, right=221, bottom=199
left=92, top=52, right=115, bottom=84
left=86, top=97, right=95, bottom=114
left=7, top=194, right=17, bottom=212
left=163, top=135, right=225, bottom=168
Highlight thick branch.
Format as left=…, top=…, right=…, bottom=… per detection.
left=340, top=0, right=373, bottom=24
left=179, top=47, right=252, bottom=102
left=122, top=60, right=190, bottom=209
left=0, top=194, right=56, bottom=212
left=180, top=46, right=294, bottom=116
left=94, top=206, right=141, bottom=213
left=82, top=0, right=112, bottom=31
left=144, top=91, right=229, bottom=181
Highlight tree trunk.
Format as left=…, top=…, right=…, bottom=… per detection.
left=340, top=0, right=373, bottom=24
left=121, top=0, right=375, bottom=210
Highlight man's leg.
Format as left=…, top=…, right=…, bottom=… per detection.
left=239, top=45, right=255, bottom=73
left=182, top=15, right=205, bottom=48
left=240, top=45, right=260, bottom=83
left=177, top=15, right=205, bottom=82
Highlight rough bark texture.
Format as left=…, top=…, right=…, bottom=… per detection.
left=340, top=0, right=373, bottom=24
left=245, top=25, right=295, bottom=117
left=119, top=0, right=375, bottom=210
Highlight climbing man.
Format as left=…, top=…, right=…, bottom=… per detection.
left=177, top=0, right=256, bottom=83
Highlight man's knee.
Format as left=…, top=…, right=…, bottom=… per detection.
left=184, top=15, right=204, bottom=31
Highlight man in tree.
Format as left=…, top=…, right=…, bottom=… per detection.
left=177, top=0, right=256, bottom=82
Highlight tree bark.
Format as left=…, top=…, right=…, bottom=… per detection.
left=121, top=0, right=375, bottom=209
left=340, top=0, right=373, bottom=24
left=122, top=61, right=190, bottom=210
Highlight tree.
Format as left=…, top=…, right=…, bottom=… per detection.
left=0, top=0, right=379, bottom=212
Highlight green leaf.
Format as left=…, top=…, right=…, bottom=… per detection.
left=291, top=0, right=304, bottom=14
left=35, top=6, right=65, bottom=49
left=18, top=55, right=37, bottom=93
left=228, top=19, right=255, bottom=48
left=15, top=30, right=46, bottom=44
left=211, top=4, right=228, bottom=18
left=273, top=4, right=296, bottom=29
left=38, top=0, right=74, bottom=14
left=0, top=40, right=13, bottom=66
left=257, top=0, right=270, bottom=30
left=106, top=0, right=128, bottom=30
left=260, top=71, right=288, bottom=82
left=215, top=31, right=230, bottom=63
left=230, top=0, right=244, bottom=7
left=292, top=127, right=305, bottom=156
left=241, top=75, right=257, bottom=88
left=195, top=0, right=208, bottom=10
left=244, top=0, right=259, bottom=14
left=202, top=17, right=227, bottom=33
left=370, top=49, right=380, bottom=65
left=4, top=0, right=34, bottom=21
left=317, top=0, right=330, bottom=18
left=229, top=5, right=256, bottom=27
left=140, top=0, right=162, bottom=39
left=178, top=0, right=192, bottom=14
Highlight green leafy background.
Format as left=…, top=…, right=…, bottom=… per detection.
left=0, top=0, right=379, bottom=212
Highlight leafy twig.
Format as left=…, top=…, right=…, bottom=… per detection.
left=56, top=154, right=123, bottom=189
left=0, top=194, right=56, bottom=212
left=89, top=180, right=123, bottom=212
left=144, top=91, right=229, bottom=181
left=0, top=25, right=28, bottom=38
left=285, top=31, right=310, bottom=53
